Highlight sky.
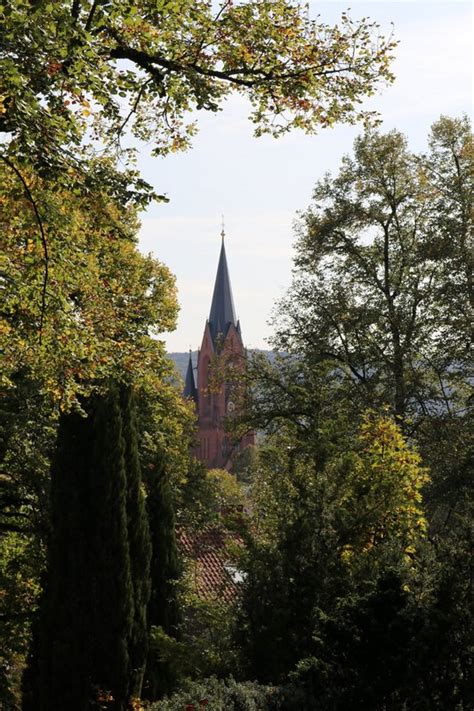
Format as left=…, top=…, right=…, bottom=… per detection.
left=137, top=0, right=473, bottom=353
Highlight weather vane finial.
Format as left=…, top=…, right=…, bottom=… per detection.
left=221, top=214, right=225, bottom=241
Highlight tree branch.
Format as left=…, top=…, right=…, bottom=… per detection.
left=107, top=30, right=359, bottom=90
left=85, top=0, right=100, bottom=31
left=71, top=0, right=81, bottom=21
left=115, top=77, right=153, bottom=142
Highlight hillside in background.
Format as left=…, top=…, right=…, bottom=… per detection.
left=167, top=351, right=198, bottom=383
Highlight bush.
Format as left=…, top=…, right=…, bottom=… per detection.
left=148, top=676, right=315, bottom=710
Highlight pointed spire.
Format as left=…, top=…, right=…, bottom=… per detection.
left=208, top=234, right=237, bottom=344
left=183, top=350, right=198, bottom=402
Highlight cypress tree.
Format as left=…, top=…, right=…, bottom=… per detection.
left=120, top=385, right=152, bottom=700
left=24, top=407, right=92, bottom=711
left=144, top=453, right=181, bottom=700
left=87, top=386, right=133, bottom=709
left=24, top=386, right=134, bottom=711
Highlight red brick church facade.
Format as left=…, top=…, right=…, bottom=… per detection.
left=183, top=234, right=255, bottom=470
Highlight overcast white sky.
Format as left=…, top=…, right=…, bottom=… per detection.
left=138, top=0, right=473, bottom=353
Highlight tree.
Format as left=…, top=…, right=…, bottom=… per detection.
left=23, top=386, right=135, bottom=711
left=1, top=1, right=396, bottom=168
left=258, top=117, right=473, bottom=601
left=0, top=159, right=177, bottom=407
left=235, top=117, right=473, bottom=707
left=144, top=453, right=181, bottom=700
left=273, top=117, right=472, bottom=424
left=120, top=385, right=152, bottom=701
left=0, top=158, right=183, bottom=702
left=238, top=412, right=473, bottom=709
left=240, top=414, right=430, bottom=682
left=423, top=115, right=472, bottom=351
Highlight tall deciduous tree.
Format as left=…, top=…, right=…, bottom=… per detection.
left=241, top=414, right=430, bottom=685
left=0, top=160, right=178, bottom=407
left=255, top=116, right=473, bottom=556
left=272, top=116, right=472, bottom=423
left=235, top=117, right=473, bottom=708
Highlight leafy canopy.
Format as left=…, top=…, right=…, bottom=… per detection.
left=273, top=117, right=473, bottom=422
left=1, top=0, right=397, bottom=164
left=0, top=159, right=178, bottom=406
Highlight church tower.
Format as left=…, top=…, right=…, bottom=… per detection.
left=184, top=232, right=255, bottom=470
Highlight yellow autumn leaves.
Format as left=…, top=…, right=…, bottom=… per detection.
left=338, top=413, right=430, bottom=566
left=0, top=163, right=178, bottom=409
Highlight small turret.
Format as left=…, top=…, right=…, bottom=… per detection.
left=183, top=350, right=198, bottom=404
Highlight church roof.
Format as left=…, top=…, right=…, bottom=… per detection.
left=183, top=351, right=198, bottom=402
left=208, top=237, right=238, bottom=344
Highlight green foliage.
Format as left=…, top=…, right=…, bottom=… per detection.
left=1, top=0, right=396, bottom=166
left=175, top=461, right=245, bottom=530
left=288, top=540, right=473, bottom=709
left=175, top=459, right=216, bottom=530
left=289, top=572, right=424, bottom=709
left=239, top=410, right=472, bottom=707
left=0, top=375, right=52, bottom=707
left=23, top=385, right=148, bottom=711
left=272, top=116, right=472, bottom=423
left=0, top=532, right=42, bottom=710
left=121, top=385, right=152, bottom=700
left=145, top=453, right=182, bottom=700
left=147, top=592, right=242, bottom=687
left=144, top=460, right=245, bottom=696
left=178, top=594, right=242, bottom=681
left=0, top=155, right=187, bottom=706
left=148, top=675, right=322, bottom=710
left=240, top=413, right=430, bottom=682
left=0, top=159, right=178, bottom=408
left=0, top=375, right=55, bottom=558
left=336, top=412, right=429, bottom=565
left=232, top=445, right=259, bottom=484
left=234, top=117, right=473, bottom=709
left=205, top=469, right=245, bottom=517
left=147, top=626, right=191, bottom=687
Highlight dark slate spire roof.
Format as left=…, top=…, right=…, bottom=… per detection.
left=208, top=236, right=238, bottom=344
left=183, top=350, right=197, bottom=402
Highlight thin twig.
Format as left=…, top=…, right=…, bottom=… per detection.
left=115, top=77, right=153, bottom=142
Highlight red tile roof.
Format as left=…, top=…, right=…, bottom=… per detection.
left=178, top=526, right=244, bottom=604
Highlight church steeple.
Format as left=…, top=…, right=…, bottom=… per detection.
left=194, top=232, right=255, bottom=470
left=208, top=236, right=238, bottom=345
